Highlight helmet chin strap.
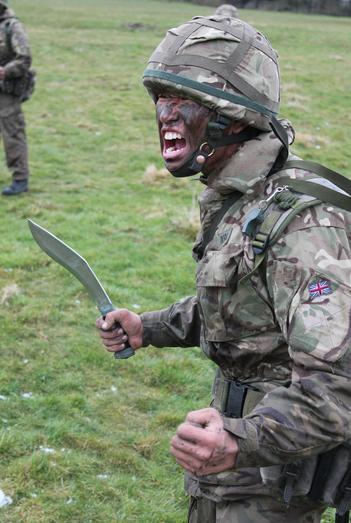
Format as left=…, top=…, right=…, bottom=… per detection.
left=170, top=143, right=214, bottom=178
left=169, top=117, right=261, bottom=178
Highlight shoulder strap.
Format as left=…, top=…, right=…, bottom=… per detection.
left=4, top=17, right=17, bottom=49
left=283, top=159, right=351, bottom=194
left=276, top=159, right=351, bottom=212
left=239, top=196, right=321, bottom=283
left=275, top=178, right=351, bottom=212
left=239, top=159, right=350, bottom=283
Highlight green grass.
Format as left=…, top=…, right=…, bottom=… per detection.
left=0, top=1, right=349, bottom=521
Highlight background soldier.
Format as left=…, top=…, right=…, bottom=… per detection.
left=97, top=14, right=351, bottom=523
left=0, top=0, right=31, bottom=196
left=215, top=3, right=239, bottom=17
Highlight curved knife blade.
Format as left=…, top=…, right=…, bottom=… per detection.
left=28, top=219, right=134, bottom=359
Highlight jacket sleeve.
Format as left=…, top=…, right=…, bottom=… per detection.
left=140, top=296, right=201, bottom=348
left=224, top=221, right=351, bottom=468
left=4, top=20, right=31, bottom=78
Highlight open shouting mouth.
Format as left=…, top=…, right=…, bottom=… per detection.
left=162, top=130, right=189, bottom=164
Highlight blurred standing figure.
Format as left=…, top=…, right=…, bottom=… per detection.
left=215, top=3, right=239, bottom=17
left=0, top=0, right=31, bottom=196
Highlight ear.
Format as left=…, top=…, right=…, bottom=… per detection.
left=226, top=121, right=248, bottom=135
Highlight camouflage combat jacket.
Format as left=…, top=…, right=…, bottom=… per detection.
left=141, top=122, right=351, bottom=497
left=0, top=8, right=31, bottom=116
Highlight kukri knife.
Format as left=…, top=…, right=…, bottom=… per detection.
left=28, top=219, right=135, bottom=359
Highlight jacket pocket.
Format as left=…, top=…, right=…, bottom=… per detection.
left=197, top=251, right=238, bottom=342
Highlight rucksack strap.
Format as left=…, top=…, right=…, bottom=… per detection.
left=274, top=177, right=351, bottom=212
left=239, top=159, right=350, bottom=283
left=3, top=17, right=17, bottom=49
left=275, top=159, right=351, bottom=212
left=283, top=160, right=351, bottom=194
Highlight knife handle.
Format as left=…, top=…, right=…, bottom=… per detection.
left=113, top=342, right=135, bottom=359
left=101, top=311, right=135, bottom=360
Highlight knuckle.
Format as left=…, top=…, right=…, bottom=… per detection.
left=170, top=435, right=178, bottom=447
left=198, top=449, right=211, bottom=462
left=207, top=433, right=217, bottom=448
left=178, top=422, right=188, bottom=432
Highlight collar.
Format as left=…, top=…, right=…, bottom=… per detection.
left=202, top=119, right=295, bottom=197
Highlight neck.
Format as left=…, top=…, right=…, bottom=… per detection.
left=201, top=142, right=243, bottom=177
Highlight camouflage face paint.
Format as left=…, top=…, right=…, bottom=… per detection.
left=156, top=96, right=211, bottom=172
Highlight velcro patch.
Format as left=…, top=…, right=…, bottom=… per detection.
left=308, top=279, right=332, bottom=300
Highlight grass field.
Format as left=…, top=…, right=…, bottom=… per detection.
left=0, top=0, right=350, bottom=521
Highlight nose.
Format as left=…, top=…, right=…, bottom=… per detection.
left=156, top=100, right=180, bottom=126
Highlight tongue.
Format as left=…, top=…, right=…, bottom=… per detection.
left=175, top=138, right=186, bottom=150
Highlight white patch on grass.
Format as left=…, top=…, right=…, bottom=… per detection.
left=39, top=446, right=55, bottom=454
left=0, top=395, right=7, bottom=401
left=21, top=392, right=33, bottom=399
left=0, top=489, right=13, bottom=508
left=97, top=473, right=110, bottom=480
left=0, top=284, right=21, bottom=305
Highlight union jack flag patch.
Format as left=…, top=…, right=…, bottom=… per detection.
left=308, top=279, right=332, bottom=300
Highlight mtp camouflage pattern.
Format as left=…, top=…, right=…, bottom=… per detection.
left=141, top=121, right=351, bottom=516
left=0, top=6, right=31, bottom=181
left=143, top=16, right=280, bottom=130
left=188, top=492, right=324, bottom=523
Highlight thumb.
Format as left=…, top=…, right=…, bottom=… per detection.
left=101, top=310, right=120, bottom=330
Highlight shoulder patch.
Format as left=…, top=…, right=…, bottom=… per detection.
left=308, top=279, right=333, bottom=301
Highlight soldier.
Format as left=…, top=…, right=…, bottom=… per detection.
left=215, top=3, right=239, bottom=17
left=0, top=0, right=31, bottom=196
left=97, top=14, right=351, bottom=523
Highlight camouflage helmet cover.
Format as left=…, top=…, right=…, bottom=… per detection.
left=0, top=0, right=8, bottom=7
left=143, top=16, right=280, bottom=130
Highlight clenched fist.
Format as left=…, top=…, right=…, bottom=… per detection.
left=96, top=308, right=143, bottom=355
left=171, top=407, right=238, bottom=476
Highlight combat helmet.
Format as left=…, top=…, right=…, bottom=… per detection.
left=143, top=15, right=287, bottom=177
left=0, top=0, right=8, bottom=7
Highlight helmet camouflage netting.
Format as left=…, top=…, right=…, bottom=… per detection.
left=143, top=16, right=280, bottom=131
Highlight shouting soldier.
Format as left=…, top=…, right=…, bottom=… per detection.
left=97, top=14, right=351, bottom=523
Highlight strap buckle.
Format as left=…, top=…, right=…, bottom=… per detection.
left=221, top=379, right=249, bottom=418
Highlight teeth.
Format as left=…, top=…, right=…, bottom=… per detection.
left=166, top=146, right=176, bottom=153
left=164, top=131, right=182, bottom=140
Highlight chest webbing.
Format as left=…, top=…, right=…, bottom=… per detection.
left=239, top=159, right=351, bottom=282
